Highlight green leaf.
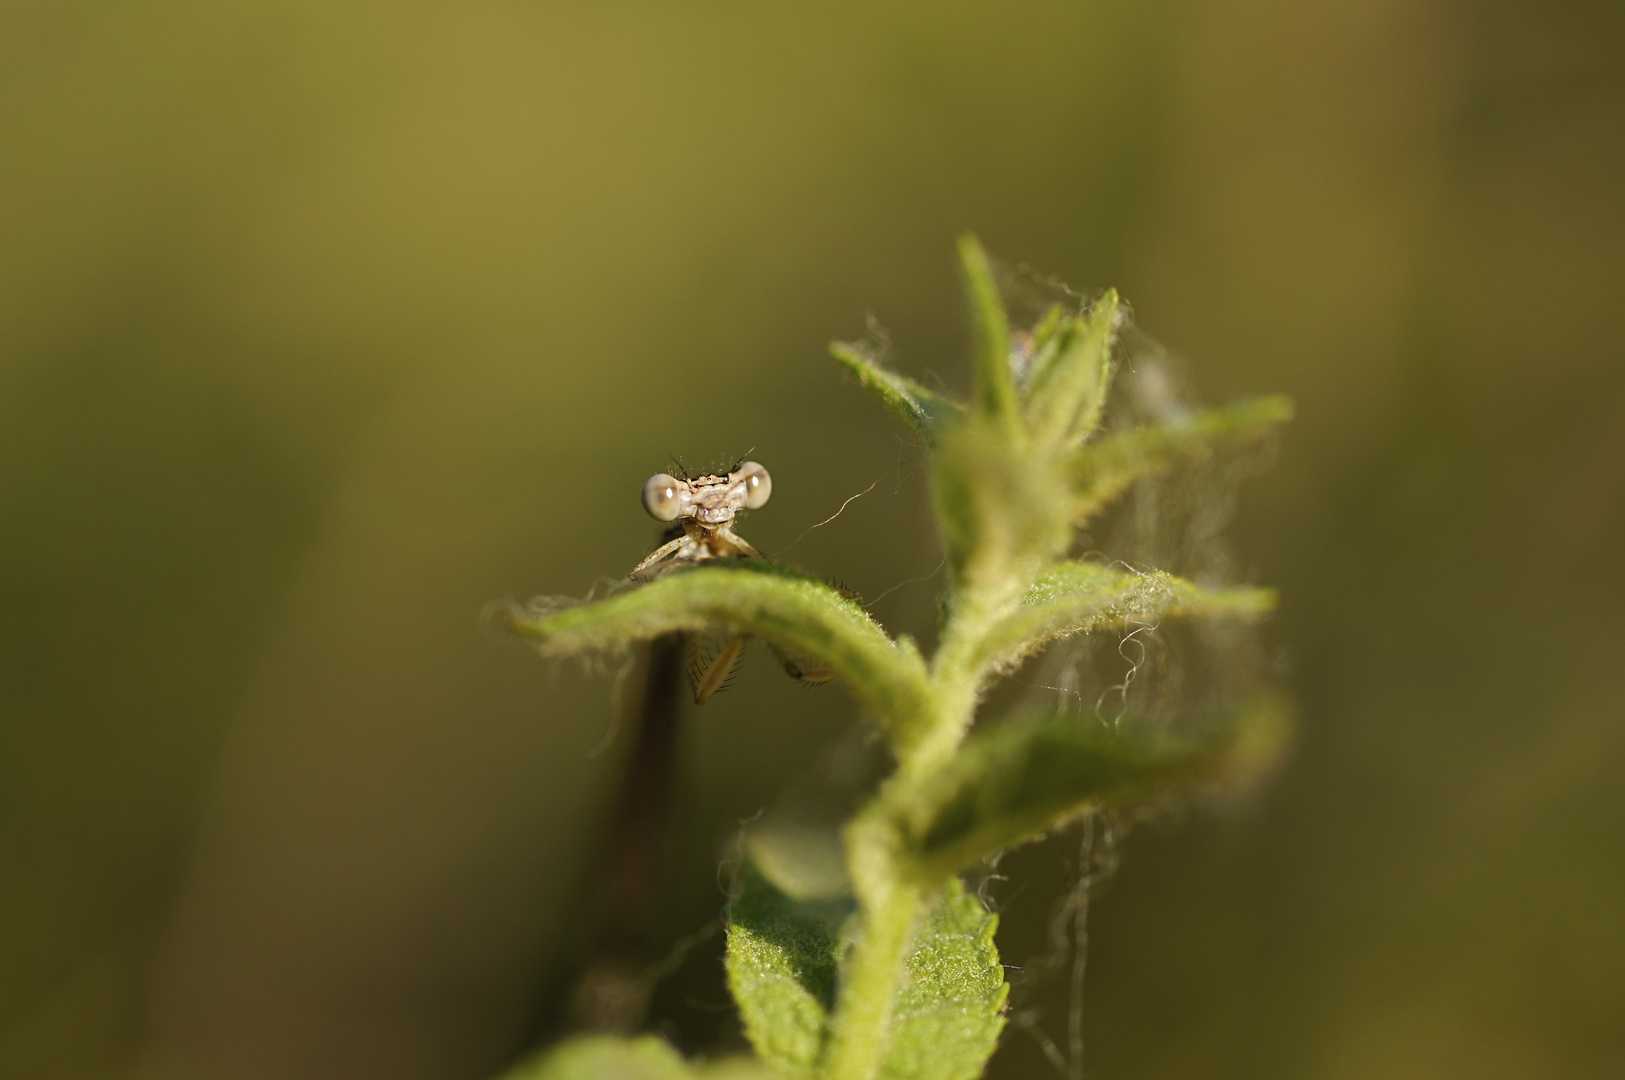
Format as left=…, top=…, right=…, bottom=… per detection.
left=1069, top=394, right=1294, bottom=522
left=892, top=696, right=1292, bottom=882
left=1008, top=304, right=1064, bottom=400
left=726, top=863, right=852, bottom=1078
left=879, top=878, right=1007, bottom=1080
left=972, top=559, right=1277, bottom=677
left=503, top=562, right=933, bottom=747
left=725, top=867, right=1007, bottom=1080
left=745, top=818, right=851, bottom=902
left=1022, top=304, right=1069, bottom=380
left=931, top=420, right=1072, bottom=595
left=498, top=1034, right=769, bottom=1080
left=1022, top=290, right=1122, bottom=451
left=830, top=341, right=965, bottom=445
left=956, top=234, right=1018, bottom=431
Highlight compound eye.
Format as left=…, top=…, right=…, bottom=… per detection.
left=642, top=473, right=686, bottom=521
left=737, top=461, right=772, bottom=510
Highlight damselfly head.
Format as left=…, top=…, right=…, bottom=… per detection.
left=641, top=461, right=771, bottom=526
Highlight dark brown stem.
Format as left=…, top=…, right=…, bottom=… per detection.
left=568, top=632, right=685, bottom=1033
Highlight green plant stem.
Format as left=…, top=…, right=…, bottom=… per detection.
left=819, top=849, right=924, bottom=1080
left=894, top=681, right=975, bottom=784
left=819, top=587, right=1003, bottom=1080
left=819, top=595, right=997, bottom=1080
left=904, top=581, right=1025, bottom=777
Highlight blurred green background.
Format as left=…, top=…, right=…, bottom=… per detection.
left=3, top=1, right=1622, bottom=1078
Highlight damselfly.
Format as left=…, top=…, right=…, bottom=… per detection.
left=632, top=460, right=834, bottom=701
left=567, top=459, right=837, bottom=1032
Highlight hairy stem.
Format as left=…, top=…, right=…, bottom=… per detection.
left=815, top=590, right=1003, bottom=1078
left=903, top=579, right=1026, bottom=777
left=819, top=856, right=923, bottom=1080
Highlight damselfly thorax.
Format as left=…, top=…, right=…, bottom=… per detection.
left=630, top=460, right=834, bottom=701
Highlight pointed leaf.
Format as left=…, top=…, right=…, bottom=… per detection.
left=503, top=562, right=933, bottom=747
left=1022, top=304, right=1069, bottom=386
left=956, top=234, right=1018, bottom=430
left=1022, top=290, right=1122, bottom=450
left=892, top=696, right=1292, bottom=882
left=972, top=559, right=1276, bottom=676
left=725, top=867, right=1006, bottom=1080
left=830, top=341, right=965, bottom=445
left=931, top=420, right=1072, bottom=594
left=498, top=1034, right=769, bottom=1080
left=1069, top=394, right=1294, bottom=522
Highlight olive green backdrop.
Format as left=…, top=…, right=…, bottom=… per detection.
left=2, top=2, right=1621, bottom=1078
